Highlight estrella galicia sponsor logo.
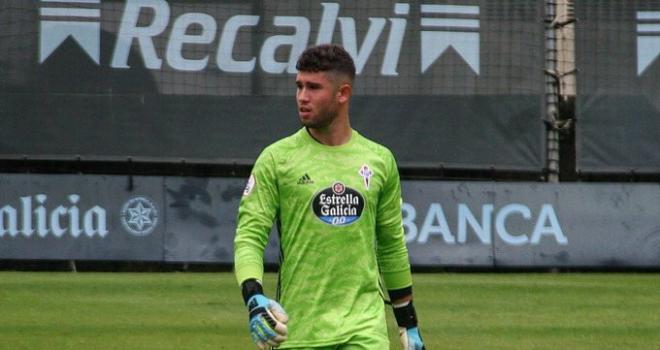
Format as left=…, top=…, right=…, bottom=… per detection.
left=312, top=182, right=364, bottom=226
left=120, top=196, right=159, bottom=236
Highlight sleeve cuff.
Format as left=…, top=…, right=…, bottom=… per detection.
left=382, top=267, right=412, bottom=291
left=388, top=286, right=413, bottom=301
left=234, top=262, right=264, bottom=287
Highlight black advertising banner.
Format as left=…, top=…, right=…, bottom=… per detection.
left=402, top=181, right=660, bottom=267
left=575, top=1, right=660, bottom=173
left=0, top=0, right=545, bottom=170
left=0, top=174, right=165, bottom=260
left=2, top=174, right=660, bottom=268
left=162, top=177, right=280, bottom=263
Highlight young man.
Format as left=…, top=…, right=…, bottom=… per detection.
left=234, top=44, right=425, bottom=350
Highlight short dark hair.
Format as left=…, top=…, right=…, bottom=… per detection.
left=295, top=44, right=356, bottom=82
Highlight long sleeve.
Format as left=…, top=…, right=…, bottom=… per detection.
left=234, top=149, right=280, bottom=285
left=375, top=151, right=412, bottom=290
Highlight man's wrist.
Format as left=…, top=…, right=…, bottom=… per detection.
left=388, top=286, right=412, bottom=302
left=392, top=300, right=419, bottom=329
left=241, top=278, right=264, bottom=305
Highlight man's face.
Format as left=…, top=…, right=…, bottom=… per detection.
left=295, top=71, right=341, bottom=129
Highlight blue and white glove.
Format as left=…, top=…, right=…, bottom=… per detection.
left=398, top=326, right=426, bottom=350
left=393, top=299, right=426, bottom=350
left=247, top=294, right=289, bottom=349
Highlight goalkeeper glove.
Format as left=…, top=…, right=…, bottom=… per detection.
left=398, top=326, right=425, bottom=350
left=247, top=294, right=288, bottom=349
left=392, top=295, right=425, bottom=350
left=242, top=279, right=288, bottom=349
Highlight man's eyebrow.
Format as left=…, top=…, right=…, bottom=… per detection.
left=296, top=80, right=322, bottom=87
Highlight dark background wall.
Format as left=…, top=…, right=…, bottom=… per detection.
left=1, top=1, right=659, bottom=268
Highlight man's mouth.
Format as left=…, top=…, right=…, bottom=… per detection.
left=299, top=107, right=312, bottom=117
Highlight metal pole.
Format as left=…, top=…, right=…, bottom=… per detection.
left=556, top=0, right=576, bottom=97
left=545, top=0, right=560, bottom=182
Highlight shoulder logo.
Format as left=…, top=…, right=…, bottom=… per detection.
left=297, top=173, right=314, bottom=185
left=243, top=174, right=256, bottom=196
left=312, top=182, right=365, bottom=226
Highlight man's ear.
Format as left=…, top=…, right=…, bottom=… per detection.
left=337, top=83, right=352, bottom=104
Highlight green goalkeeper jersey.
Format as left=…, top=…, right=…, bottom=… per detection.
left=234, top=127, right=412, bottom=348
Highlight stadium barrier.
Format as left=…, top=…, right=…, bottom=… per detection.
left=1, top=173, right=658, bottom=268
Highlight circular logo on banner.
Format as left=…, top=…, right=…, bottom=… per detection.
left=312, top=182, right=365, bottom=226
left=120, top=196, right=159, bottom=236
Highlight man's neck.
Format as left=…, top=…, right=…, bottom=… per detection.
left=307, top=119, right=352, bottom=146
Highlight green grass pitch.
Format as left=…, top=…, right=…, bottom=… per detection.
left=1, top=272, right=659, bottom=349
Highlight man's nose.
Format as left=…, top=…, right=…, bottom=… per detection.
left=298, top=89, right=309, bottom=103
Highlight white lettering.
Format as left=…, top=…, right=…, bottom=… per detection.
left=332, top=216, right=347, bottom=225
left=318, top=193, right=358, bottom=205
left=531, top=204, right=568, bottom=245
left=166, top=13, right=217, bottom=71
left=402, top=202, right=417, bottom=243
left=96, top=2, right=419, bottom=75
left=339, top=17, right=385, bottom=74
left=20, top=196, right=33, bottom=237
left=217, top=15, right=260, bottom=72
left=418, top=203, right=454, bottom=244
left=457, top=204, right=492, bottom=244
left=84, top=206, right=108, bottom=237
left=112, top=0, right=170, bottom=69
left=35, top=194, right=50, bottom=237
left=50, top=206, right=68, bottom=237
left=0, top=194, right=107, bottom=239
left=315, top=3, right=339, bottom=44
left=495, top=203, right=530, bottom=246
left=381, top=18, right=406, bottom=76
left=320, top=205, right=357, bottom=216
left=0, top=205, right=18, bottom=237
left=260, top=16, right=310, bottom=74
left=403, top=202, right=568, bottom=246
left=68, top=194, right=82, bottom=238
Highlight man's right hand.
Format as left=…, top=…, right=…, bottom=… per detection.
left=399, top=326, right=426, bottom=350
left=247, top=294, right=289, bottom=349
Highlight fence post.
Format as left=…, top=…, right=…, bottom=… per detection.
left=546, top=0, right=577, bottom=182
left=545, top=0, right=560, bottom=182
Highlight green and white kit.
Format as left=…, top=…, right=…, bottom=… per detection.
left=235, top=127, right=412, bottom=348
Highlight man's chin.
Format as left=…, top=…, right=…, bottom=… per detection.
left=300, top=114, right=334, bottom=129
left=300, top=119, right=317, bottom=128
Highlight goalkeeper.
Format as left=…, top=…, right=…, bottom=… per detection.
left=234, top=44, right=425, bottom=350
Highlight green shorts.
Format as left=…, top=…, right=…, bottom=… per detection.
left=281, top=332, right=389, bottom=350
